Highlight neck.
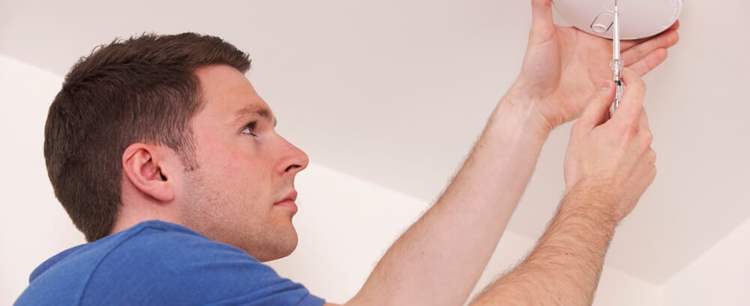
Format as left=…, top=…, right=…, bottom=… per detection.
left=110, top=200, right=182, bottom=236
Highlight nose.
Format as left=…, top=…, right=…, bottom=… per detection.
left=278, top=137, right=310, bottom=176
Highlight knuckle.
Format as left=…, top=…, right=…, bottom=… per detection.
left=648, top=149, right=657, bottom=163
left=624, top=121, right=640, bottom=137
left=642, top=130, right=654, bottom=145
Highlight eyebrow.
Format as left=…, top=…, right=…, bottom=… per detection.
left=234, top=105, right=278, bottom=127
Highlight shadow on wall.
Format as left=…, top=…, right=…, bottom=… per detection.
left=0, top=1, right=8, bottom=40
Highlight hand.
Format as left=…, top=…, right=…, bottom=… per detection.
left=563, top=68, right=656, bottom=221
left=510, top=0, right=680, bottom=130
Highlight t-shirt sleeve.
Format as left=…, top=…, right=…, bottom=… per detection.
left=81, top=228, right=326, bottom=306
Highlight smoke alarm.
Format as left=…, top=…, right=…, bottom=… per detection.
left=553, top=0, right=683, bottom=40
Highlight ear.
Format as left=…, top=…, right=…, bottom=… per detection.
left=122, top=143, right=176, bottom=203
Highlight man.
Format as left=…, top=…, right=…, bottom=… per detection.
left=15, top=0, right=679, bottom=305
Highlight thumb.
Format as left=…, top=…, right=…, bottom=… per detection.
left=530, top=0, right=555, bottom=43
left=577, top=82, right=616, bottom=131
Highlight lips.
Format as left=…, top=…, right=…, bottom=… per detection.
left=274, top=190, right=299, bottom=214
left=274, top=190, right=298, bottom=205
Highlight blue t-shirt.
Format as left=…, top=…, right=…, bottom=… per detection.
left=14, top=220, right=326, bottom=306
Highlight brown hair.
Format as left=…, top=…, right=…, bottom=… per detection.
left=44, top=33, right=251, bottom=241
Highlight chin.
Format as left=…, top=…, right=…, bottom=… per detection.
left=254, top=227, right=299, bottom=262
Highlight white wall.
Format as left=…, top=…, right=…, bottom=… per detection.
left=0, top=54, right=662, bottom=305
left=663, top=218, right=750, bottom=306
left=0, top=55, right=86, bottom=303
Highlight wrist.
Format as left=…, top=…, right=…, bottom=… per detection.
left=492, top=90, right=553, bottom=141
left=505, top=81, right=563, bottom=130
left=564, top=179, right=623, bottom=224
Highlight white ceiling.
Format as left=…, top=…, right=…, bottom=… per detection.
left=1, top=0, right=748, bottom=284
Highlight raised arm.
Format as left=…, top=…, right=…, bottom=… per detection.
left=338, top=0, right=677, bottom=305
left=470, top=69, right=656, bottom=306
left=344, top=81, right=554, bottom=306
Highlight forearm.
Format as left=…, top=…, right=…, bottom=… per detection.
left=470, top=182, right=619, bottom=306
left=349, top=92, right=552, bottom=306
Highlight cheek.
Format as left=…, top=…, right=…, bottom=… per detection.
left=201, top=143, right=272, bottom=203
left=198, top=136, right=247, bottom=174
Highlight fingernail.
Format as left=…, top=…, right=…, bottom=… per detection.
left=601, top=82, right=612, bottom=90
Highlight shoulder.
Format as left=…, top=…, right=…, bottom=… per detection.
left=81, top=221, right=325, bottom=306
left=109, top=220, right=260, bottom=269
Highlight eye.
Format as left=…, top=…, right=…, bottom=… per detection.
left=241, top=121, right=258, bottom=137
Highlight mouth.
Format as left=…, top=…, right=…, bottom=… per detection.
left=274, top=190, right=298, bottom=213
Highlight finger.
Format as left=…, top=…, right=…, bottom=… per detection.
left=630, top=148, right=658, bottom=190
left=621, top=22, right=680, bottom=51
left=576, top=82, right=616, bottom=131
left=529, top=0, right=555, bottom=43
left=629, top=146, right=656, bottom=173
left=638, top=110, right=654, bottom=151
left=671, top=19, right=681, bottom=31
left=627, top=48, right=668, bottom=76
left=639, top=109, right=650, bottom=131
left=642, top=148, right=657, bottom=177
left=612, top=68, right=646, bottom=124
left=622, top=30, right=679, bottom=66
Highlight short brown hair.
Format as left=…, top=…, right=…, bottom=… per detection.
left=44, top=33, right=251, bottom=241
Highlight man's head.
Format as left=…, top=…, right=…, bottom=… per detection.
left=44, top=33, right=309, bottom=261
